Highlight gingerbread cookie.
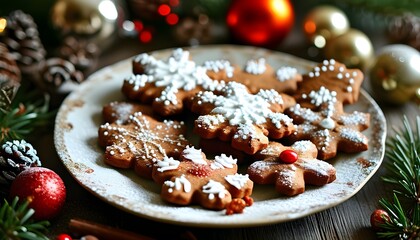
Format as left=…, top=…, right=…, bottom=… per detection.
left=124, top=49, right=225, bottom=116
left=294, top=59, right=364, bottom=104
left=248, top=141, right=336, bottom=196
left=285, top=87, right=370, bottom=160
left=102, top=101, right=156, bottom=124
left=98, top=112, right=189, bottom=178
left=203, top=58, right=302, bottom=94
left=152, top=146, right=253, bottom=210
left=190, top=82, right=296, bottom=155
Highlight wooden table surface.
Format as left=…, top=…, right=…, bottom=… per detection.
left=33, top=22, right=420, bottom=240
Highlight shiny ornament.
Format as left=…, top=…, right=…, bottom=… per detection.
left=56, top=234, right=73, bottom=240
left=369, top=44, right=420, bottom=104
left=9, top=167, right=66, bottom=220
left=324, top=29, right=374, bottom=69
left=303, top=5, right=350, bottom=48
left=51, top=0, right=122, bottom=49
left=226, top=0, right=294, bottom=47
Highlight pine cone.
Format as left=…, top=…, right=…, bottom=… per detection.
left=388, top=14, right=420, bottom=51
left=0, top=140, right=41, bottom=185
left=40, top=57, right=84, bottom=94
left=0, top=43, right=21, bottom=110
left=58, top=36, right=99, bottom=75
left=1, top=10, right=46, bottom=74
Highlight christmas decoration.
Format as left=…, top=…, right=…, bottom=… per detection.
left=371, top=116, right=420, bottom=238
left=388, top=14, right=420, bottom=51
left=0, top=83, right=51, bottom=143
left=0, top=140, right=41, bottom=186
left=226, top=0, right=294, bottom=48
left=369, top=44, right=420, bottom=105
left=40, top=58, right=84, bottom=95
left=56, top=233, right=73, bottom=240
left=0, top=196, right=50, bottom=240
left=324, top=28, right=374, bottom=69
left=0, top=43, right=21, bottom=110
left=370, top=209, right=391, bottom=230
left=0, top=10, right=46, bottom=76
left=303, top=5, right=350, bottom=48
left=51, top=0, right=122, bottom=49
left=173, top=15, right=212, bottom=46
left=57, top=36, right=99, bottom=75
left=9, top=167, right=66, bottom=220
left=279, top=149, right=298, bottom=164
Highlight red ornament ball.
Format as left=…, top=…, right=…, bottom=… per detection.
left=9, top=167, right=66, bottom=220
left=226, top=0, right=294, bottom=47
left=370, top=209, right=390, bottom=230
left=56, top=234, right=73, bottom=240
left=279, top=149, right=298, bottom=164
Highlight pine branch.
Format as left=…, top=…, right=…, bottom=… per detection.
left=0, top=197, right=49, bottom=240
left=327, top=0, right=420, bottom=17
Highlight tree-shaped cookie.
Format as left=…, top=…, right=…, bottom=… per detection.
left=285, top=87, right=370, bottom=160
left=294, top=59, right=364, bottom=104
left=98, top=112, right=189, bottom=178
left=203, top=58, right=302, bottom=94
left=248, top=141, right=336, bottom=196
left=123, top=48, right=224, bottom=116
left=152, top=146, right=253, bottom=210
left=190, top=82, right=296, bottom=155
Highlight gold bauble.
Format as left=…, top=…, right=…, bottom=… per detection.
left=369, top=44, right=420, bottom=105
left=51, top=0, right=121, bottom=49
left=303, top=5, right=349, bottom=48
left=324, top=29, right=374, bottom=69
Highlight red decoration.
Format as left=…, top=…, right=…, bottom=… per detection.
left=226, top=0, right=294, bottom=47
left=56, top=234, right=73, bottom=240
left=9, top=167, right=67, bottom=220
left=370, top=209, right=391, bottom=230
left=279, top=150, right=298, bottom=164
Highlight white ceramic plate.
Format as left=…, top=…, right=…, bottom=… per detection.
left=54, top=45, right=386, bottom=227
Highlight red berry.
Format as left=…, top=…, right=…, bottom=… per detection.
left=279, top=149, right=298, bottom=164
left=56, top=234, right=72, bottom=240
left=370, top=209, right=390, bottom=230
left=9, top=167, right=66, bottom=220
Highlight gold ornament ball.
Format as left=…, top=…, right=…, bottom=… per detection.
left=303, top=5, right=350, bottom=48
left=51, top=0, right=121, bottom=49
left=324, top=29, right=374, bottom=69
left=369, top=44, right=420, bottom=105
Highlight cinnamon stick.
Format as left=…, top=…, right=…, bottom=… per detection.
left=69, top=218, right=156, bottom=240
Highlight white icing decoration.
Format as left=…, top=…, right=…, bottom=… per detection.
left=319, top=117, right=336, bottom=130
left=276, top=66, right=297, bottom=82
left=183, top=146, right=207, bottom=165
left=155, top=156, right=180, bottom=172
left=245, top=58, right=266, bottom=75
left=210, top=154, right=237, bottom=169
left=202, top=180, right=227, bottom=200
left=225, top=174, right=249, bottom=189
left=125, top=74, right=154, bottom=91
left=164, top=175, right=191, bottom=193
left=203, top=60, right=234, bottom=78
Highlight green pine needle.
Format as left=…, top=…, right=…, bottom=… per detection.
left=0, top=197, right=49, bottom=240
left=375, top=116, right=420, bottom=238
left=0, top=84, right=54, bottom=144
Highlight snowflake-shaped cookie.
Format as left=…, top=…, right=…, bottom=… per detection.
left=285, top=88, right=370, bottom=160
left=247, top=141, right=336, bottom=196
left=124, top=48, right=224, bottom=116
left=190, top=82, right=296, bottom=155
left=203, top=58, right=302, bottom=94
left=152, top=146, right=253, bottom=210
left=98, top=112, right=189, bottom=178
left=294, top=59, right=364, bottom=104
